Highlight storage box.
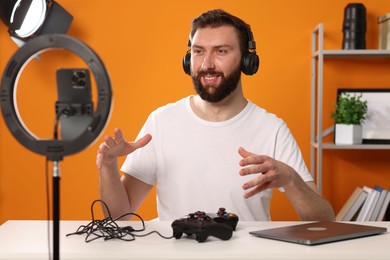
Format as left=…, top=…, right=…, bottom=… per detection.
left=378, top=13, right=390, bottom=49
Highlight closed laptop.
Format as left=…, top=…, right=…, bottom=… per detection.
left=249, top=221, right=387, bottom=245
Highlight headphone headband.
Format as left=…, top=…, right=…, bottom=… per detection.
left=245, top=26, right=256, bottom=51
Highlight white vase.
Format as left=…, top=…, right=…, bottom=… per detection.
left=335, top=124, right=363, bottom=144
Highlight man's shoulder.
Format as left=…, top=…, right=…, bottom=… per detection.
left=249, top=101, right=284, bottom=125
left=151, top=96, right=189, bottom=117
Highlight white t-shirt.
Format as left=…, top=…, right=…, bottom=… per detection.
left=121, top=96, right=313, bottom=221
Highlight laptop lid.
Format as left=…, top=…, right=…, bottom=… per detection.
left=249, top=221, right=387, bottom=245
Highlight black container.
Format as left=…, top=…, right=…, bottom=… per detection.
left=342, top=3, right=367, bottom=49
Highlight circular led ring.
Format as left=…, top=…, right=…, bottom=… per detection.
left=0, top=34, right=112, bottom=161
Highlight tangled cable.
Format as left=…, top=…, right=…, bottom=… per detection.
left=66, top=200, right=173, bottom=242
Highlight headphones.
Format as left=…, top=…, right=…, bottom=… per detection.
left=182, top=25, right=260, bottom=76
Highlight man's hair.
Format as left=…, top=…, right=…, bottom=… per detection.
left=190, top=9, right=252, bottom=55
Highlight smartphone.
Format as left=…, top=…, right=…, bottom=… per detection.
left=56, top=68, right=92, bottom=105
left=55, top=68, right=94, bottom=139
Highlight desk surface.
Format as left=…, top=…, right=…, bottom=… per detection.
left=0, top=220, right=389, bottom=259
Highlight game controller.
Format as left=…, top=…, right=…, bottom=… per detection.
left=171, top=209, right=239, bottom=242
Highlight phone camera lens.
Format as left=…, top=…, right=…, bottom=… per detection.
left=72, top=71, right=87, bottom=87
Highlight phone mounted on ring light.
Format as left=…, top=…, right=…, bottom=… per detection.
left=0, top=34, right=113, bottom=161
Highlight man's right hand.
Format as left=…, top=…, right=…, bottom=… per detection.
left=96, top=128, right=152, bottom=170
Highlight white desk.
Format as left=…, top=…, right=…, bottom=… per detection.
left=0, top=220, right=389, bottom=259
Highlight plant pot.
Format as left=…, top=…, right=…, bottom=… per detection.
left=335, top=124, right=363, bottom=144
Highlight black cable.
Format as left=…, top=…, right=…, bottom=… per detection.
left=53, top=108, right=69, bottom=139
left=132, top=230, right=176, bottom=239
left=66, top=200, right=174, bottom=242
left=54, top=112, right=173, bottom=243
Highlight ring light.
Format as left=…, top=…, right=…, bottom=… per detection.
left=0, top=34, right=112, bottom=161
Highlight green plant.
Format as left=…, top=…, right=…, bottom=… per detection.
left=331, top=93, right=368, bottom=125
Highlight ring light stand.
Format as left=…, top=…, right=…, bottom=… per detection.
left=0, top=34, right=112, bottom=260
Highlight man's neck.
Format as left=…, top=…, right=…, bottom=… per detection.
left=190, top=88, right=248, bottom=122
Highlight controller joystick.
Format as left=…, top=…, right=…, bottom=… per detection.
left=212, top=207, right=239, bottom=231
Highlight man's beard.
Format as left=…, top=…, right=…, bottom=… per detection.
left=192, top=66, right=241, bottom=103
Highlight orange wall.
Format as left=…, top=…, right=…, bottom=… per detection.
left=1, top=0, right=390, bottom=224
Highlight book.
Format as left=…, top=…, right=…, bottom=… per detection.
left=356, top=186, right=380, bottom=221
left=385, top=201, right=390, bottom=221
left=377, top=191, right=390, bottom=221
left=336, top=187, right=368, bottom=221
left=370, top=186, right=388, bottom=221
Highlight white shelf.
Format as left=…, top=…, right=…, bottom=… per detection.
left=311, top=142, right=390, bottom=150
left=310, top=23, right=390, bottom=191
left=313, top=49, right=390, bottom=58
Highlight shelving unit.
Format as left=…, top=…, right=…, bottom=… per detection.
left=310, top=23, right=390, bottom=192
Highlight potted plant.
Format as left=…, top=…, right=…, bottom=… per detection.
left=331, top=92, right=368, bottom=144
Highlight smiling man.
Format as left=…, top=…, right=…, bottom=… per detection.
left=191, top=25, right=242, bottom=103
left=96, top=9, right=335, bottom=221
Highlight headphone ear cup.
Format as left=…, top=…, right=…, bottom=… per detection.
left=241, top=52, right=260, bottom=75
left=183, top=52, right=191, bottom=76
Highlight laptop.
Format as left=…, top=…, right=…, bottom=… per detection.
left=249, top=221, right=387, bottom=245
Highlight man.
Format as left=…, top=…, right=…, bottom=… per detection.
left=96, top=9, right=334, bottom=221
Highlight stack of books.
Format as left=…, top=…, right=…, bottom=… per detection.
left=336, top=185, right=390, bottom=221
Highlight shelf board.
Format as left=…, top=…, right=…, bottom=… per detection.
left=313, top=49, right=390, bottom=58
left=311, top=142, right=390, bottom=150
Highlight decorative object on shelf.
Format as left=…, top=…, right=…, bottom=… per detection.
left=336, top=89, right=390, bottom=144
left=331, top=91, right=367, bottom=144
left=378, top=13, right=390, bottom=50
left=342, top=3, right=366, bottom=50
left=334, top=124, right=363, bottom=145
